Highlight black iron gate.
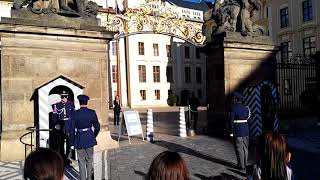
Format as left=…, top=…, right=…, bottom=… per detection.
left=276, top=54, right=319, bottom=115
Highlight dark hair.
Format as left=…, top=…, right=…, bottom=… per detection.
left=146, top=151, right=190, bottom=180
left=79, top=100, right=88, bottom=105
left=257, top=132, right=290, bottom=180
left=24, top=148, right=64, bottom=180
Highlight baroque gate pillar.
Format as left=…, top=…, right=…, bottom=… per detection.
left=0, top=0, right=118, bottom=160
left=205, top=32, right=278, bottom=134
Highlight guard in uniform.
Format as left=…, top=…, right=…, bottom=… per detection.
left=52, top=91, right=75, bottom=164
left=71, top=94, right=100, bottom=180
left=113, top=95, right=121, bottom=125
left=229, top=92, right=251, bottom=171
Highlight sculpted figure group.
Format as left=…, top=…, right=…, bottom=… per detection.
left=13, top=0, right=98, bottom=17
left=212, top=0, right=265, bottom=36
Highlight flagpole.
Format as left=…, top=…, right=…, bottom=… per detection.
left=115, top=0, right=122, bottom=105
left=116, top=37, right=122, bottom=105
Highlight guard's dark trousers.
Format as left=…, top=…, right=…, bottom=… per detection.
left=234, top=136, right=249, bottom=169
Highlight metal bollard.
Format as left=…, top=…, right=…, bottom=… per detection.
left=179, top=107, right=187, bottom=137
left=146, top=109, right=154, bottom=142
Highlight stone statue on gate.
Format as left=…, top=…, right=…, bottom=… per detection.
left=12, top=0, right=98, bottom=17
left=211, top=0, right=266, bottom=36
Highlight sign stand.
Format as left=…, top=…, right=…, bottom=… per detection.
left=118, top=111, right=144, bottom=144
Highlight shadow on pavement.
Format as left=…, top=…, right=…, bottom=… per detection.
left=64, top=164, right=79, bottom=180
left=152, top=140, right=238, bottom=169
left=194, top=173, right=242, bottom=180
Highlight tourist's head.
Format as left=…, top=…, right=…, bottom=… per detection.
left=146, top=151, right=190, bottom=180
left=24, top=148, right=64, bottom=180
left=257, top=132, right=291, bottom=180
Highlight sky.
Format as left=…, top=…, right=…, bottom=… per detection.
left=182, top=0, right=215, bottom=4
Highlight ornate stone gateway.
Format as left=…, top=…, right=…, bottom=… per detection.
left=99, top=0, right=206, bottom=46
left=0, top=0, right=118, bottom=160
left=204, top=0, right=278, bottom=135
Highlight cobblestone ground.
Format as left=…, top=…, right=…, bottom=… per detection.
left=1, top=107, right=320, bottom=180
left=108, top=107, right=245, bottom=180
left=108, top=134, right=244, bottom=180
left=287, top=126, right=320, bottom=180
left=109, top=107, right=320, bottom=180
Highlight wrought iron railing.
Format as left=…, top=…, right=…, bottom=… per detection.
left=20, top=127, right=52, bottom=158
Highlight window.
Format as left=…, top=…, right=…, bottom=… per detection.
left=111, top=41, right=116, bottom=56
left=153, top=66, right=160, bottom=82
left=185, top=67, right=191, bottom=83
left=197, top=89, right=202, bottom=99
left=166, top=66, right=173, bottom=83
left=155, top=90, right=160, bottom=100
left=138, top=42, right=144, bottom=55
left=138, top=65, right=146, bottom=82
left=303, top=0, right=313, bottom=22
left=112, top=65, right=117, bottom=83
left=166, top=45, right=171, bottom=57
left=280, top=7, right=289, bottom=28
left=153, top=43, right=159, bottom=56
left=185, top=46, right=190, bottom=59
left=196, top=67, right=202, bottom=83
left=303, top=36, right=316, bottom=57
left=284, top=79, right=292, bottom=95
left=196, top=48, right=200, bottom=59
left=280, top=41, right=292, bottom=62
left=140, top=90, right=146, bottom=100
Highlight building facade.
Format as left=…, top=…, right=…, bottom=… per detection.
left=270, top=0, right=320, bottom=60
left=102, top=0, right=209, bottom=108
left=269, top=0, right=320, bottom=113
left=0, top=0, right=208, bottom=108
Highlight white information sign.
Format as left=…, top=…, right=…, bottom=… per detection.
left=118, top=111, right=144, bottom=144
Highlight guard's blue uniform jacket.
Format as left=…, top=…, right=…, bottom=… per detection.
left=229, top=102, right=250, bottom=137
left=71, top=107, right=100, bottom=149
left=53, top=101, right=75, bottom=134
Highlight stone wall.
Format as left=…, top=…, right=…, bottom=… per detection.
left=205, top=32, right=277, bottom=134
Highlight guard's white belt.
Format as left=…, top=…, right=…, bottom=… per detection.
left=234, top=120, right=247, bottom=123
left=76, top=128, right=91, bottom=132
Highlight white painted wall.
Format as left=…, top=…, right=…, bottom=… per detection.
left=0, top=1, right=12, bottom=20
left=109, top=33, right=206, bottom=108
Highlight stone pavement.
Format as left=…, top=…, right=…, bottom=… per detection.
left=287, top=126, right=320, bottom=180
left=108, top=133, right=245, bottom=180
left=1, top=107, right=320, bottom=180
left=108, top=107, right=245, bottom=180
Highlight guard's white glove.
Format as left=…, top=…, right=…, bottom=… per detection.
left=55, top=124, right=61, bottom=130
left=230, top=134, right=233, bottom=137
left=70, top=146, right=75, bottom=150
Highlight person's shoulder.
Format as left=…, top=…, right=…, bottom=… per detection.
left=67, top=101, right=74, bottom=104
left=66, top=102, right=75, bottom=106
left=87, top=108, right=96, bottom=113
